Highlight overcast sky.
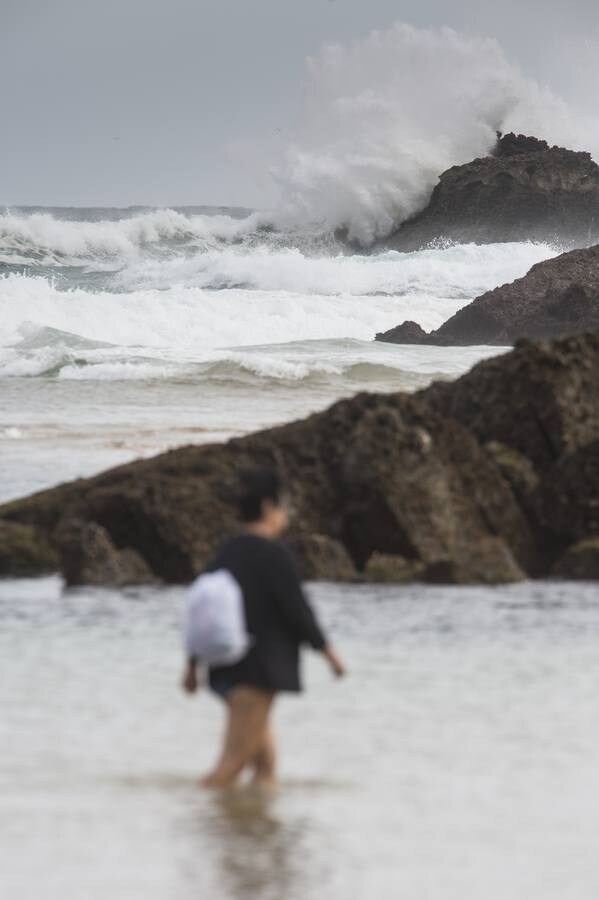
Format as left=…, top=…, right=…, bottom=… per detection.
left=1, top=0, right=597, bottom=207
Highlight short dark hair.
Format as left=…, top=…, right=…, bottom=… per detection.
left=237, top=467, right=282, bottom=522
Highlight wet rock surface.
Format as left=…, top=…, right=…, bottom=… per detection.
left=382, top=133, right=599, bottom=252
left=377, top=245, right=599, bottom=346
left=1, top=331, right=598, bottom=585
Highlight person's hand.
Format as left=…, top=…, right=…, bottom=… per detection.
left=323, top=645, right=346, bottom=678
left=181, top=661, right=200, bottom=694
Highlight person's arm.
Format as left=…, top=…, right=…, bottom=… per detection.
left=181, top=656, right=200, bottom=694
left=271, top=545, right=346, bottom=677
left=322, top=644, right=346, bottom=677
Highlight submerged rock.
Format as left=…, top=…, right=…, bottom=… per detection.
left=383, top=133, right=599, bottom=252
left=1, top=330, right=598, bottom=585
left=377, top=245, right=599, bottom=346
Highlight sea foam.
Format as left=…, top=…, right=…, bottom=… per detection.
left=267, top=23, right=599, bottom=244
left=0, top=209, right=262, bottom=267
left=0, top=240, right=556, bottom=380
left=0, top=242, right=554, bottom=352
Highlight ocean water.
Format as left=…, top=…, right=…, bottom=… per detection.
left=4, top=13, right=599, bottom=895
left=2, top=576, right=599, bottom=900
left=3, top=207, right=593, bottom=900
left=0, top=206, right=558, bottom=501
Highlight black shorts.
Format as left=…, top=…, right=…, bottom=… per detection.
left=209, top=668, right=277, bottom=700
left=209, top=670, right=239, bottom=700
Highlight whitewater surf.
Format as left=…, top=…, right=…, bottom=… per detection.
left=0, top=204, right=558, bottom=501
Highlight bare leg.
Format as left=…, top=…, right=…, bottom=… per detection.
left=250, top=725, right=277, bottom=786
left=202, top=686, right=275, bottom=789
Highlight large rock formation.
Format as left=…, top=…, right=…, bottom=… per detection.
left=376, top=244, right=599, bottom=346
left=383, top=133, right=599, bottom=251
left=1, top=331, right=598, bottom=586
left=420, top=333, right=599, bottom=472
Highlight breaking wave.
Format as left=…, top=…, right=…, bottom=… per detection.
left=0, top=208, right=263, bottom=268
left=0, top=240, right=555, bottom=372
left=268, top=23, right=599, bottom=244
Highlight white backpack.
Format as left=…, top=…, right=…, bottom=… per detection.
left=183, top=569, right=251, bottom=666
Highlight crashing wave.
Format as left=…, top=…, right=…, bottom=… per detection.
left=267, top=24, right=599, bottom=245
left=0, top=242, right=556, bottom=357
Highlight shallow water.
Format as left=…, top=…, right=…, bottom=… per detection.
left=1, top=207, right=589, bottom=898
left=2, top=576, right=599, bottom=899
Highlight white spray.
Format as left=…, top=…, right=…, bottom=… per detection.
left=269, top=23, right=599, bottom=245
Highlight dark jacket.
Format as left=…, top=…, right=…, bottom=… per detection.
left=207, top=533, right=327, bottom=693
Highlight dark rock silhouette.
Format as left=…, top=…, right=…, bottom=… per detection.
left=376, top=244, right=599, bottom=346
left=1, top=331, right=598, bottom=585
left=376, top=320, right=427, bottom=344
left=382, top=133, right=599, bottom=251
left=492, top=132, right=550, bottom=158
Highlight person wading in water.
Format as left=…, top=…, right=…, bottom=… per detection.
left=182, top=468, right=346, bottom=788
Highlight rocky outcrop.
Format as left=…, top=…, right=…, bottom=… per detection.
left=376, top=320, right=428, bottom=345
left=57, top=520, right=158, bottom=586
left=0, top=393, right=537, bottom=586
left=363, top=552, right=425, bottom=583
left=420, top=332, right=599, bottom=471
left=376, top=244, right=599, bottom=346
left=0, top=520, right=57, bottom=576
left=420, top=538, right=525, bottom=585
left=483, top=442, right=539, bottom=510
left=552, top=539, right=599, bottom=580
left=383, top=133, right=599, bottom=252
left=531, top=440, right=599, bottom=557
left=1, top=330, right=598, bottom=586
left=285, top=533, right=356, bottom=582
